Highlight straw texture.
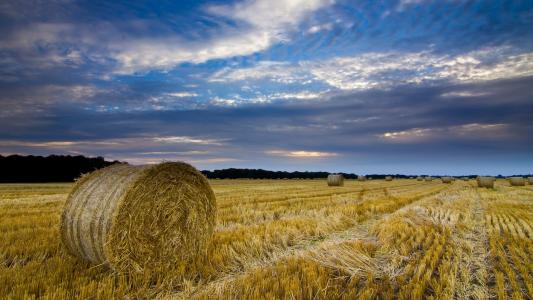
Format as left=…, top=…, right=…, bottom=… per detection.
left=509, top=177, right=525, bottom=186
left=441, top=177, right=453, bottom=183
left=477, top=176, right=495, bottom=188
left=327, top=174, right=344, bottom=186
left=60, top=162, right=216, bottom=273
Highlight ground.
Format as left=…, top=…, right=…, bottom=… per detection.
left=0, top=179, right=532, bottom=299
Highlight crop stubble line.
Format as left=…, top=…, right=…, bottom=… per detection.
left=173, top=184, right=449, bottom=298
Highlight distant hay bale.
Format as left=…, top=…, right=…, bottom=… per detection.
left=416, top=176, right=423, bottom=181
left=528, top=177, right=533, bottom=185
left=462, top=177, right=469, bottom=181
left=385, top=176, right=393, bottom=181
left=509, top=177, right=525, bottom=186
left=357, top=175, right=367, bottom=181
left=327, top=174, right=344, bottom=186
left=424, top=177, right=433, bottom=182
left=477, top=176, right=495, bottom=188
left=441, top=177, right=453, bottom=184
left=60, top=162, right=216, bottom=273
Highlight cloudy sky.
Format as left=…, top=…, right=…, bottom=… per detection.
left=1, top=0, right=532, bottom=175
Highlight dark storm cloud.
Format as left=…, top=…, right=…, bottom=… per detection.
left=2, top=76, right=532, bottom=160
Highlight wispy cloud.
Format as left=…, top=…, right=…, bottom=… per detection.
left=211, top=47, right=533, bottom=91
left=441, top=91, right=489, bottom=98
left=381, top=128, right=432, bottom=140
left=138, top=150, right=209, bottom=155
left=266, top=150, right=338, bottom=158
left=307, top=22, right=334, bottom=34
left=380, top=123, right=508, bottom=142
left=0, top=140, right=119, bottom=147
left=166, top=92, right=199, bottom=98
left=112, top=0, right=333, bottom=73
left=153, top=136, right=226, bottom=145
left=209, top=61, right=310, bottom=84
left=209, top=90, right=327, bottom=107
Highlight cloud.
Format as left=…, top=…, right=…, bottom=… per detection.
left=380, top=123, right=508, bottom=142
left=307, top=22, right=334, bottom=34
left=166, top=92, right=199, bottom=98
left=440, top=91, right=489, bottom=98
left=381, top=128, right=432, bottom=140
left=209, top=90, right=327, bottom=107
left=266, top=150, right=338, bottom=158
left=138, top=150, right=209, bottom=155
left=0, top=140, right=118, bottom=148
left=153, top=136, right=226, bottom=145
left=307, top=48, right=533, bottom=90
left=209, top=61, right=310, bottom=84
left=0, top=0, right=334, bottom=75
left=112, top=0, right=333, bottom=73
left=211, top=47, right=533, bottom=91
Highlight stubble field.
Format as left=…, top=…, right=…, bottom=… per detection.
left=1, top=179, right=532, bottom=299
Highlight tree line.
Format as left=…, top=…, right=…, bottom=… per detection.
left=1, top=155, right=525, bottom=182
left=0, top=155, right=118, bottom=183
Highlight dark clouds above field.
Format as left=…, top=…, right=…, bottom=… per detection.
left=1, top=0, right=532, bottom=175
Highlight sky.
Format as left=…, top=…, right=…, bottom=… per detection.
left=0, top=0, right=532, bottom=175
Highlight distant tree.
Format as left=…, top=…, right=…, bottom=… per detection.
left=0, top=155, right=119, bottom=182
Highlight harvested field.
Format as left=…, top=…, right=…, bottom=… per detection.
left=1, top=179, right=532, bottom=299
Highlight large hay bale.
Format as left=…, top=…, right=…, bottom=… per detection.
left=327, top=174, right=344, bottom=186
left=478, top=176, right=495, bottom=188
left=357, top=175, right=367, bottom=181
left=416, top=176, right=423, bottom=181
left=385, top=176, right=393, bottom=181
left=60, top=162, right=216, bottom=273
left=441, top=176, right=453, bottom=184
left=509, top=177, right=525, bottom=186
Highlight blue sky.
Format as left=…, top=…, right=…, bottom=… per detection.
left=0, top=0, right=532, bottom=175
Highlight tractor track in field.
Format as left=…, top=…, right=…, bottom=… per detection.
left=170, top=184, right=452, bottom=299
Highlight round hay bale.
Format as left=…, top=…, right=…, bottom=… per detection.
left=528, top=177, right=533, bottom=185
left=478, top=176, right=495, bottom=188
left=509, top=177, right=525, bottom=186
left=385, top=176, right=393, bottom=181
left=424, top=177, right=433, bottom=182
left=327, top=174, right=344, bottom=186
left=60, top=162, right=216, bottom=273
left=441, top=176, right=453, bottom=184
left=416, top=176, right=423, bottom=181
left=357, top=175, right=367, bottom=181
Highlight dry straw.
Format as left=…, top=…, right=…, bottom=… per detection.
left=60, top=162, right=216, bottom=274
left=385, top=176, right=393, bottom=181
left=441, top=177, right=453, bottom=184
left=327, top=174, right=344, bottom=186
left=357, top=175, right=367, bottom=181
left=509, top=177, right=525, bottom=186
left=477, top=176, right=495, bottom=188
